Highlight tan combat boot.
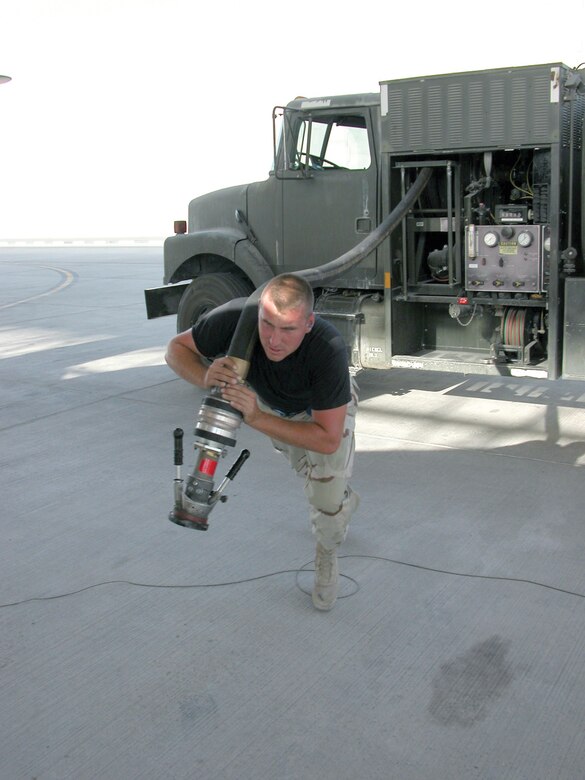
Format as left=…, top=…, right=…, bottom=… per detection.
left=312, top=542, right=339, bottom=611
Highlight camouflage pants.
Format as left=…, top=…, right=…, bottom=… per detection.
left=258, top=378, right=358, bottom=550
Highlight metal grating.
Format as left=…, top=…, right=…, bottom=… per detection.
left=407, top=85, right=424, bottom=147
left=511, top=77, right=527, bottom=142
left=468, top=82, right=484, bottom=144
left=381, top=64, right=567, bottom=153
left=447, top=84, right=463, bottom=145
left=427, top=85, right=442, bottom=147
left=488, top=80, right=505, bottom=145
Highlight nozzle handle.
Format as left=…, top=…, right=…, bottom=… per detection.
left=208, top=448, right=251, bottom=507
left=173, top=428, right=184, bottom=466
left=225, top=448, right=250, bottom=481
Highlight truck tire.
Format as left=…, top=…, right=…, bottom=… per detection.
left=176, top=272, right=254, bottom=332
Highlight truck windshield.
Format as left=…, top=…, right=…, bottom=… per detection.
left=274, top=107, right=371, bottom=174
left=295, top=115, right=370, bottom=170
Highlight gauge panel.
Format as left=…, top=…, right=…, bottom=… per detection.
left=465, top=225, right=545, bottom=293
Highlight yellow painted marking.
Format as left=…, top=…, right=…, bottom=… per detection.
left=0, top=266, right=75, bottom=310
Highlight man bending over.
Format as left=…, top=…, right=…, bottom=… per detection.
left=165, top=273, right=358, bottom=610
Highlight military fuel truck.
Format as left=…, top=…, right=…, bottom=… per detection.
left=145, top=62, right=585, bottom=380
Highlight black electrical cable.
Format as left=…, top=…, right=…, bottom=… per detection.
left=1, top=554, right=584, bottom=609
left=0, top=570, right=306, bottom=608
left=340, top=555, right=585, bottom=599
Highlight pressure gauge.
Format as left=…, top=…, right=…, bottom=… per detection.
left=483, top=231, right=499, bottom=247
left=517, top=231, right=533, bottom=247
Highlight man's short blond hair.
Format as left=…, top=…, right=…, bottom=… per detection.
left=261, top=273, right=314, bottom=315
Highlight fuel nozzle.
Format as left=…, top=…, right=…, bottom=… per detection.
left=168, top=389, right=250, bottom=531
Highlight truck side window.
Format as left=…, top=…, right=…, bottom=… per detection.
left=296, top=115, right=370, bottom=171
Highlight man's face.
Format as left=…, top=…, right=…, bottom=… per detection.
left=258, top=293, right=315, bottom=362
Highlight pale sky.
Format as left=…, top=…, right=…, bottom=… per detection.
left=1, top=0, right=584, bottom=239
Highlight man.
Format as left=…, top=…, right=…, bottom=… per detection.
left=165, top=273, right=358, bottom=610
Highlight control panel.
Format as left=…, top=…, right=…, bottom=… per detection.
left=465, top=224, right=544, bottom=294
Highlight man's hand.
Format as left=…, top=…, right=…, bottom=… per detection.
left=205, top=357, right=241, bottom=390
left=221, top=382, right=260, bottom=424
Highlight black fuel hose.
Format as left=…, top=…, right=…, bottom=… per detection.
left=227, top=166, right=433, bottom=377
left=300, top=166, right=433, bottom=284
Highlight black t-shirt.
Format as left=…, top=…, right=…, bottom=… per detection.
left=192, top=298, right=351, bottom=414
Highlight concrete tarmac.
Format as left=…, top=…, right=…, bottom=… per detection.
left=2, top=247, right=585, bottom=780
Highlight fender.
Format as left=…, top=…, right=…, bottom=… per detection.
left=163, top=228, right=274, bottom=289
left=145, top=230, right=276, bottom=320
left=233, top=237, right=275, bottom=288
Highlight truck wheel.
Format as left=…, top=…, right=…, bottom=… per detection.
left=176, top=272, right=254, bottom=332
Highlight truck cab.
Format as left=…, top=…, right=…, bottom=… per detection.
left=145, top=93, right=381, bottom=331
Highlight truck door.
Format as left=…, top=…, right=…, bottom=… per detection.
left=279, top=108, right=378, bottom=279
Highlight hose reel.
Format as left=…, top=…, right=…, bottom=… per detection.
left=499, top=307, right=545, bottom=364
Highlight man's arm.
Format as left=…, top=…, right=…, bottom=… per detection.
left=165, top=330, right=240, bottom=390
left=221, top=382, right=347, bottom=455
